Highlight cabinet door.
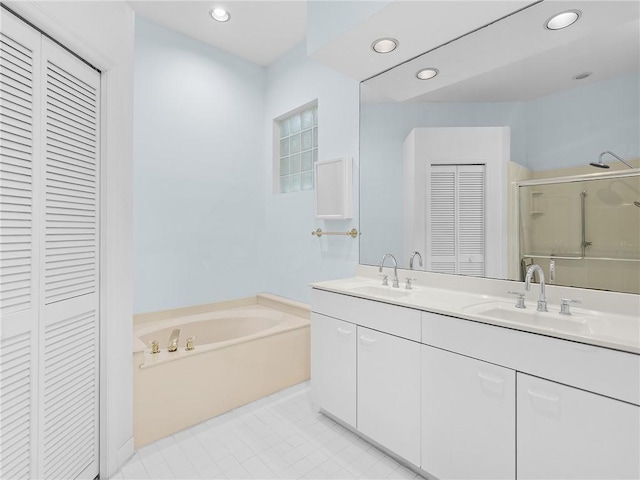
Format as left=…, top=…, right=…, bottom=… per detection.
left=357, top=326, right=420, bottom=466
left=310, top=313, right=356, bottom=427
left=421, top=346, right=515, bottom=479
left=518, top=373, right=640, bottom=479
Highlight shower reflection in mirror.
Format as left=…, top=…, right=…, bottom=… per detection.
left=518, top=172, right=640, bottom=294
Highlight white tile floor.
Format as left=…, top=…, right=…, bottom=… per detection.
left=114, top=382, right=422, bottom=480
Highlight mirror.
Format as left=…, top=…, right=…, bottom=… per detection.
left=359, top=1, right=640, bottom=293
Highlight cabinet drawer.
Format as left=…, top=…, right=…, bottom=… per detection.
left=422, top=311, right=640, bottom=405
left=312, top=288, right=421, bottom=341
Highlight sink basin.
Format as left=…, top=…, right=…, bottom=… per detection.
left=462, top=301, right=592, bottom=334
left=348, top=285, right=412, bottom=299
left=462, top=301, right=639, bottom=348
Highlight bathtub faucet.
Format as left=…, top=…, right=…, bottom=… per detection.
left=167, top=329, right=180, bottom=352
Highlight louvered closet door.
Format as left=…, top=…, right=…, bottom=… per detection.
left=428, top=166, right=456, bottom=274
left=0, top=11, right=41, bottom=480
left=427, top=165, right=485, bottom=276
left=38, top=38, right=100, bottom=480
left=457, top=165, right=485, bottom=276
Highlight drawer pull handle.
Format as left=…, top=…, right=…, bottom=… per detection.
left=527, top=388, right=560, bottom=403
left=359, top=336, right=377, bottom=346
left=336, top=328, right=352, bottom=337
left=477, top=372, right=504, bottom=384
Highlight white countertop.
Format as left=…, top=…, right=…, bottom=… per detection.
left=312, top=267, right=640, bottom=355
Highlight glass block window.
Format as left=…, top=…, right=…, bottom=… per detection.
left=277, top=103, right=318, bottom=193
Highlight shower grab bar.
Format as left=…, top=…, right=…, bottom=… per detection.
left=580, top=191, right=592, bottom=257
left=311, top=228, right=359, bottom=238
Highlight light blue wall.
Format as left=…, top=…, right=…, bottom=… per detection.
left=263, top=43, right=360, bottom=303
left=134, top=19, right=360, bottom=313
left=307, top=0, right=392, bottom=54
left=134, top=17, right=268, bottom=313
left=525, top=73, right=640, bottom=170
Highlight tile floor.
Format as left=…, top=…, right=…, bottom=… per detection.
left=114, top=381, right=421, bottom=480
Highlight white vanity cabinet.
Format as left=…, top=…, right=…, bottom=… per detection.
left=311, top=288, right=422, bottom=466
left=357, top=326, right=421, bottom=466
left=517, top=373, right=640, bottom=480
left=421, top=345, right=515, bottom=479
left=311, top=285, right=639, bottom=479
left=310, top=313, right=357, bottom=427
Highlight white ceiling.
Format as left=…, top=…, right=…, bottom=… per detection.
left=127, top=0, right=538, bottom=73
left=362, top=1, right=640, bottom=103
left=309, top=0, right=539, bottom=82
left=128, top=0, right=640, bottom=102
left=128, top=1, right=307, bottom=66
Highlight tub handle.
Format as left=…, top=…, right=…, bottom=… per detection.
left=185, top=337, right=195, bottom=351
left=151, top=340, right=160, bottom=354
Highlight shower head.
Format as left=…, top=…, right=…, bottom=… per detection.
left=591, top=150, right=634, bottom=169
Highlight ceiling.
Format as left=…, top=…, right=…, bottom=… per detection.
left=127, top=0, right=538, bottom=74
left=362, top=1, right=640, bottom=103
left=128, top=1, right=307, bottom=66
left=309, top=0, right=539, bottom=81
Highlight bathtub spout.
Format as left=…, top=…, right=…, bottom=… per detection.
left=167, top=329, right=180, bottom=352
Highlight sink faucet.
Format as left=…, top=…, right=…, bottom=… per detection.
left=409, top=251, right=423, bottom=270
left=379, top=253, right=399, bottom=288
left=524, top=264, right=548, bottom=312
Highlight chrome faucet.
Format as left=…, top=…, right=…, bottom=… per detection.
left=167, top=328, right=180, bottom=352
left=409, top=251, right=423, bottom=270
left=524, top=264, right=548, bottom=312
left=379, top=253, right=399, bottom=288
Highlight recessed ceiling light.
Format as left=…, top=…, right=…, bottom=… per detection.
left=416, top=68, right=439, bottom=80
left=545, top=10, right=581, bottom=30
left=371, top=38, right=398, bottom=54
left=573, top=72, right=592, bottom=80
left=210, top=7, right=230, bottom=22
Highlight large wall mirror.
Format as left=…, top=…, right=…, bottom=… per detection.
left=359, top=0, right=640, bottom=294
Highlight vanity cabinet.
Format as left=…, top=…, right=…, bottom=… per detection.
left=310, top=313, right=356, bottom=427
left=517, top=373, right=640, bottom=480
left=357, top=326, right=421, bottom=466
left=311, top=288, right=422, bottom=466
left=311, top=286, right=639, bottom=479
left=421, top=345, right=515, bottom=479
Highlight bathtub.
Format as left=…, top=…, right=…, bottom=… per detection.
left=132, top=294, right=310, bottom=447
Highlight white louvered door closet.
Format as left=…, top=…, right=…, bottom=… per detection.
left=427, top=164, right=485, bottom=276
left=1, top=9, right=100, bottom=480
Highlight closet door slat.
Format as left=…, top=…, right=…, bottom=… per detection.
left=0, top=332, right=32, bottom=480
left=0, top=29, right=35, bottom=317
left=43, top=55, right=98, bottom=306
left=42, top=310, right=97, bottom=479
